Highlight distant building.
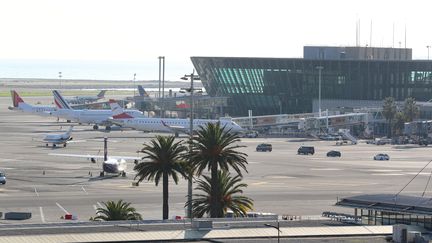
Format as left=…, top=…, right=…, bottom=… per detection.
left=192, top=46, right=432, bottom=117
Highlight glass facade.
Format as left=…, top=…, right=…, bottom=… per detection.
left=191, top=57, right=432, bottom=117
left=359, top=209, right=432, bottom=230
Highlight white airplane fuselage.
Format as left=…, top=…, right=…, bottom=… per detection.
left=11, top=102, right=56, bottom=117
left=52, top=109, right=143, bottom=125
left=111, top=117, right=244, bottom=133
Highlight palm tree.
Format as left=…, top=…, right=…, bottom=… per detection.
left=403, top=97, right=419, bottom=122
left=382, top=97, right=397, bottom=138
left=134, top=135, right=187, bottom=220
left=190, top=122, right=248, bottom=218
left=94, top=200, right=142, bottom=221
left=393, top=112, right=406, bottom=136
left=187, top=170, right=253, bottom=218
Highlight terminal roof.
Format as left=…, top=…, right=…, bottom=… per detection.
left=336, top=194, right=432, bottom=215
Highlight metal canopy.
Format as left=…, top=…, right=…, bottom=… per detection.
left=336, top=194, right=432, bottom=215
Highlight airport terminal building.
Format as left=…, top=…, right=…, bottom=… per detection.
left=192, top=46, right=432, bottom=117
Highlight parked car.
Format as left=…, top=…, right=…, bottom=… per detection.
left=374, top=153, right=390, bottom=160
left=0, top=172, right=6, bottom=184
left=256, top=143, right=272, bottom=152
left=327, top=150, right=341, bottom=157
left=297, top=146, right=315, bottom=155
left=244, top=131, right=258, bottom=138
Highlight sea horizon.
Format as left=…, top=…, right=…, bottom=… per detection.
left=0, top=58, right=194, bottom=81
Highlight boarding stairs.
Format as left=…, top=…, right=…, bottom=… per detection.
left=339, top=129, right=357, bottom=145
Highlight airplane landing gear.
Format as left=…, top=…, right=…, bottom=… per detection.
left=105, top=126, right=111, bottom=131
left=67, top=120, right=71, bottom=123
left=63, top=143, right=67, bottom=147
left=93, top=125, right=99, bottom=130
left=53, top=144, right=56, bottom=148
left=100, top=171, right=104, bottom=177
left=46, top=144, right=49, bottom=147
left=121, top=171, right=126, bottom=177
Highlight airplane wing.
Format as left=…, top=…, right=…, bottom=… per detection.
left=161, top=120, right=189, bottom=134
left=49, top=153, right=141, bottom=161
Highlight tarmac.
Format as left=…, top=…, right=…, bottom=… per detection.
left=1, top=94, right=432, bottom=240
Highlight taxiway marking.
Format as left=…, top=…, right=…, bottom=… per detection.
left=81, top=186, right=88, bottom=194
left=39, top=207, right=46, bottom=223
left=56, top=202, right=70, bottom=214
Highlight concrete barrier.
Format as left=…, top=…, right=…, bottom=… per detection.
left=4, top=212, right=32, bottom=220
left=192, top=220, right=213, bottom=230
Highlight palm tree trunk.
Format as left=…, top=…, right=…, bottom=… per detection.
left=210, top=163, right=220, bottom=218
left=163, top=171, right=169, bottom=220
left=388, top=119, right=392, bottom=138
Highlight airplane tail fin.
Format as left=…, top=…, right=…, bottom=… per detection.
left=97, top=90, right=107, bottom=98
left=11, top=90, right=25, bottom=107
left=53, top=90, right=72, bottom=109
left=109, top=99, right=134, bottom=119
left=137, top=85, right=149, bottom=97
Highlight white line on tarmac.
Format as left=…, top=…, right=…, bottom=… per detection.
left=39, top=207, right=46, bottom=223
left=34, top=187, right=39, bottom=197
left=81, top=186, right=88, bottom=194
left=56, top=202, right=70, bottom=214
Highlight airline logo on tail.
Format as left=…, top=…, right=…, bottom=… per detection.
left=137, top=85, right=149, bottom=97
left=53, top=90, right=72, bottom=109
left=109, top=99, right=134, bottom=119
left=97, top=90, right=107, bottom=98
left=11, top=90, right=24, bottom=107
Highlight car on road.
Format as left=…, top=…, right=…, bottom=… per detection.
left=374, top=153, right=390, bottom=160
left=243, top=131, right=258, bottom=138
left=326, top=150, right=341, bottom=157
left=297, top=146, right=315, bottom=155
left=256, top=143, right=272, bottom=152
left=0, top=172, right=6, bottom=184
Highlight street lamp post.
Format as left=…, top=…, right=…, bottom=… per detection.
left=180, top=71, right=200, bottom=219
left=133, top=73, right=136, bottom=97
left=427, top=46, right=430, bottom=60
left=264, top=222, right=281, bottom=243
left=158, top=56, right=165, bottom=117
left=316, top=66, right=324, bottom=117
left=58, top=71, right=62, bottom=89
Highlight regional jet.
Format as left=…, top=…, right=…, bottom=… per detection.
left=8, top=90, right=56, bottom=116
left=50, top=137, right=140, bottom=177
left=52, top=90, right=143, bottom=130
left=43, top=126, right=73, bottom=148
left=108, top=100, right=244, bottom=135
left=65, top=90, right=106, bottom=104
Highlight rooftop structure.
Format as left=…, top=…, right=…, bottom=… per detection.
left=336, top=194, right=432, bottom=230
left=191, top=46, right=431, bottom=117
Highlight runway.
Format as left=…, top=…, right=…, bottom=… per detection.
left=1, top=96, right=432, bottom=224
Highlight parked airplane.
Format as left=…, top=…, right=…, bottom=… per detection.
left=66, top=90, right=106, bottom=104
left=8, top=90, right=56, bottom=116
left=52, top=90, right=143, bottom=130
left=137, top=85, right=149, bottom=97
left=126, top=85, right=151, bottom=102
left=43, top=126, right=73, bottom=147
left=108, top=100, right=244, bottom=134
left=50, top=137, right=140, bottom=177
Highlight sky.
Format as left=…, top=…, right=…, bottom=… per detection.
left=0, top=0, right=431, bottom=80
